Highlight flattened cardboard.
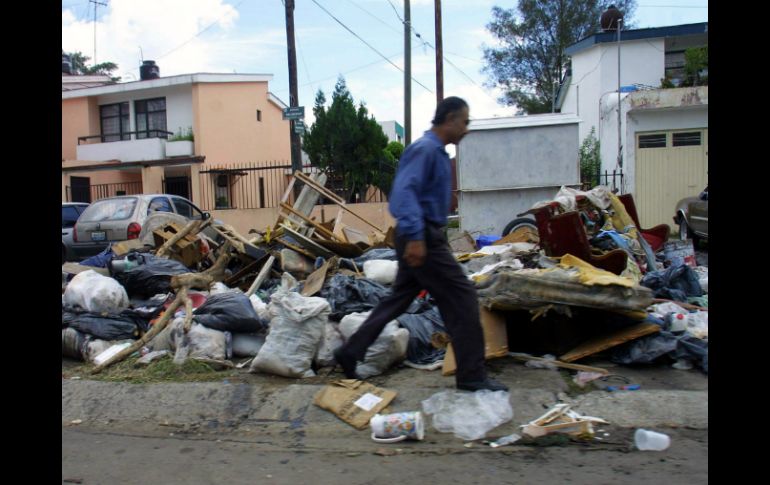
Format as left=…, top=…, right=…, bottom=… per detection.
left=313, top=379, right=397, bottom=430
left=442, top=306, right=509, bottom=376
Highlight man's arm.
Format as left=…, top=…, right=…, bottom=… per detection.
left=389, top=144, right=431, bottom=267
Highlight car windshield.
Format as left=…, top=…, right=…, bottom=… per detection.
left=79, top=198, right=138, bottom=222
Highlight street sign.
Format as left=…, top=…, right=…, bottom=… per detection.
left=283, top=106, right=305, bottom=120
left=293, top=120, right=306, bottom=134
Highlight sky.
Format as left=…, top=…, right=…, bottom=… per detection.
left=62, top=0, right=708, bottom=148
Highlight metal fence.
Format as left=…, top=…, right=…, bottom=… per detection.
left=197, top=161, right=388, bottom=211
left=599, top=169, right=625, bottom=194
left=65, top=181, right=143, bottom=203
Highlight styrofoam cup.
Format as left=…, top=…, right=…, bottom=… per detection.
left=634, top=428, right=671, bottom=451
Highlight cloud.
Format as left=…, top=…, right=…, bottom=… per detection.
left=62, top=0, right=265, bottom=79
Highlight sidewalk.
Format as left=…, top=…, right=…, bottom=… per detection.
left=62, top=358, right=707, bottom=452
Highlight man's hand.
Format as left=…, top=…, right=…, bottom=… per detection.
left=403, top=240, right=427, bottom=267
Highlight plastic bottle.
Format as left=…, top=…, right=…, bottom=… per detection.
left=666, top=313, right=688, bottom=333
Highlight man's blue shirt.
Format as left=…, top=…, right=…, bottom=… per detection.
left=388, top=130, right=451, bottom=241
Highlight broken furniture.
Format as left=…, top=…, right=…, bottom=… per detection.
left=521, top=201, right=628, bottom=275
left=618, top=193, right=670, bottom=252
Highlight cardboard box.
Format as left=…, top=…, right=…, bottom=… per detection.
left=442, top=305, right=509, bottom=376
left=313, top=379, right=397, bottom=429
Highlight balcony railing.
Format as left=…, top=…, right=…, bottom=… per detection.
left=77, top=130, right=173, bottom=145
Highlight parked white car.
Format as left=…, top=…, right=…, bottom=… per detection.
left=71, top=194, right=215, bottom=260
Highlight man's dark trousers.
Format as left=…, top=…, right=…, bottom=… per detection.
left=340, top=222, right=487, bottom=384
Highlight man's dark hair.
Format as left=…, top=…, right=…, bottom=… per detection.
left=431, top=96, right=468, bottom=125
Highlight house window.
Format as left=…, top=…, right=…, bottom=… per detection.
left=672, top=131, right=702, bottom=147
left=135, top=97, right=167, bottom=139
left=257, top=109, right=262, bottom=121
left=638, top=134, right=667, bottom=149
left=664, top=51, right=686, bottom=86
left=100, top=102, right=130, bottom=142
left=215, top=174, right=231, bottom=209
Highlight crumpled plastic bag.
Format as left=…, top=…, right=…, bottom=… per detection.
left=363, top=260, right=399, bottom=285
left=249, top=288, right=329, bottom=378
left=396, top=307, right=447, bottom=366
left=192, top=291, right=264, bottom=333
left=611, top=328, right=708, bottom=373
left=113, top=254, right=190, bottom=298
left=249, top=294, right=271, bottom=323
left=320, top=274, right=423, bottom=321
left=422, top=390, right=513, bottom=441
left=338, top=312, right=410, bottom=379
left=641, top=264, right=703, bottom=302
left=170, top=317, right=232, bottom=364
left=63, top=270, right=129, bottom=314
left=62, top=309, right=141, bottom=340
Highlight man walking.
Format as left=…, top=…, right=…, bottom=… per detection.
left=334, top=97, right=508, bottom=392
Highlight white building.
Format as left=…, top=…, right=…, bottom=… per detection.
left=556, top=22, right=708, bottom=228
left=378, top=120, right=405, bottom=144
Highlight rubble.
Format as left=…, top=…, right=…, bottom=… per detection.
left=62, top=177, right=708, bottom=444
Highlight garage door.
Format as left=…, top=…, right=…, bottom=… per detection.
left=634, top=128, right=708, bottom=230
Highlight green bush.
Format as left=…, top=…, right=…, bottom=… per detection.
left=579, top=128, right=601, bottom=188
left=169, top=126, right=194, bottom=142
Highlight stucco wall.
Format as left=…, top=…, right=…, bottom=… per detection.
left=97, top=84, right=194, bottom=139
left=192, top=83, right=291, bottom=165
left=62, top=97, right=100, bottom=160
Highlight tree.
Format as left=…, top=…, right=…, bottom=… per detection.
left=63, top=50, right=122, bottom=83
left=579, top=127, right=601, bottom=188
left=302, top=77, right=391, bottom=202
left=482, top=1, right=636, bottom=114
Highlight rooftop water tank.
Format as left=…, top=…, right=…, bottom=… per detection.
left=140, top=60, right=160, bottom=80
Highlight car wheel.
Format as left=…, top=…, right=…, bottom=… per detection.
left=502, top=217, right=538, bottom=237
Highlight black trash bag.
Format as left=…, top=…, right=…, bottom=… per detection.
left=192, top=291, right=264, bottom=333
left=113, top=254, right=190, bottom=298
left=641, top=264, right=703, bottom=302
left=610, top=325, right=708, bottom=374
left=320, top=275, right=388, bottom=321
left=396, top=306, right=447, bottom=365
left=62, top=309, right=141, bottom=340
left=320, top=274, right=424, bottom=321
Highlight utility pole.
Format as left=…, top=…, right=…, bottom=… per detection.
left=404, top=0, right=411, bottom=146
left=284, top=0, right=302, bottom=196
left=617, top=18, right=623, bottom=176
left=90, top=0, right=107, bottom=64
left=434, top=0, right=444, bottom=105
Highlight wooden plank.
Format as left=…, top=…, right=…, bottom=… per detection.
left=275, top=237, right=317, bottom=260
left=111, top=239, right=146, bottom=256
left=508, top=353, right=609, bottom=375
left=558, top=323, right=661, bottom=363
left=280, top=224, right=335, bottom=258
left=342, top=226, right=369, bottom=245
left=224, top=256, right=266, bottom=287
left=61, top=263, right=110, bottom=276
left=295, top=172, right=385, bottom=235
left=280, top=202, right=340, bottom=241
left=301, top=259, right=331, bottom=297
left=246, top=255, right=276, bottom=297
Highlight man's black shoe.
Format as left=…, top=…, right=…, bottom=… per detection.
left=333, top=348, right=361, bottom=380
left=456, top=378, right=509, bottom=392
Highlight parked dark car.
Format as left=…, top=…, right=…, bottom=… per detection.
left=673, top=186, right=708, bottom=245
left=62, top=202, right=90, bottom=263
left=71, top=194, right=213, bottom=260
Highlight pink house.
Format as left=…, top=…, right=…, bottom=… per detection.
left=61, top=72, right=291, bottom=210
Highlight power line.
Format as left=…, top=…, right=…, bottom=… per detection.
left=309, top=0, right=433, bottom=93
left=344, top=0, right=401, bottom=34
left=637, top=4, right=707, bottom=8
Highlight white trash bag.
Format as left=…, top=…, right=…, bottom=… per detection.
left=250, top=287, right=329, bottom=378
left=421, top=390, right=513, bottom=441
left=363, top=260, right=399, bottom=285
left=314, top=321, right=344, bottom=368
left=338, top=312, right=410, bottom=379
left=170, top=317, right=230, bottom=364
left=63, top=270, right=129, bottom=314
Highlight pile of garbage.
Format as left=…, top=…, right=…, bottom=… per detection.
left=61, top=178, right=707, bottom=379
